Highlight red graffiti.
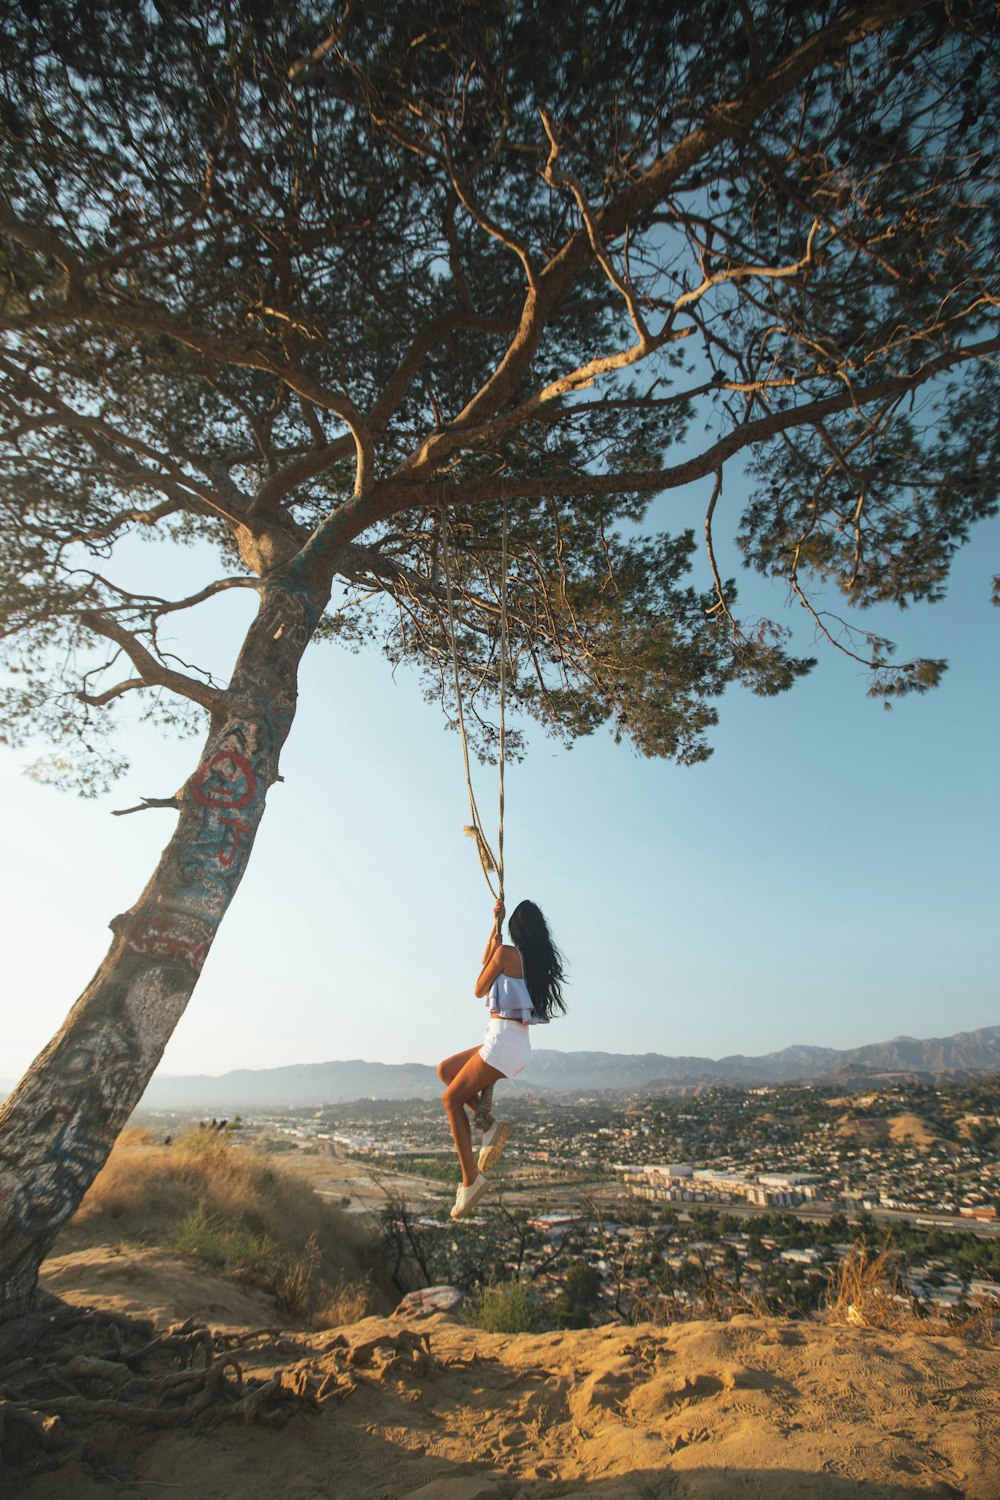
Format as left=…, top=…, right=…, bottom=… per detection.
left=125, top=917, right=210, bottom=974
left=216, top=814, right=252, bottom=869
left=181, top=736, right=261, bottom=894
left=190, top=751, right=256, bottom=809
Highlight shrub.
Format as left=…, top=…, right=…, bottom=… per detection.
left=825, top=1240, right=999, bottom=1346
left=275, top=1229, right=321, bottom=1318
left=552, top=1258, right=601, bottom=1328
left=466, top=1280, right=545, bottom=1334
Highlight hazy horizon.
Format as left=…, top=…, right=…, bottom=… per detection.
left=127, top=1017, right=1000, bottom=1079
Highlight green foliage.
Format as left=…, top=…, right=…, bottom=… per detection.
left=168, top=1203, right=279, bottom=1278
left=552, top=1258, right=602, bottom=1328
left=689, top=1205, right=720, bottom=1238
left=369, top=1152, right=456, bottom=1182
left=0, top=0, right=996, bottom=791
left=826, top=1213, right=850, bottom=1242
left=466, top=1278, right=546, bottom=1334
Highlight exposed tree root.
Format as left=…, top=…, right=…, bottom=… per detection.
left=347, top=1328, right=433, bottom=1376
left=0, top=1297, right=320, bottom=1477
left=0, top=1399, right=65, bottom=1452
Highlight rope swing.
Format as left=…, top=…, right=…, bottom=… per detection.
left=439, top=490, right=509, bottom=920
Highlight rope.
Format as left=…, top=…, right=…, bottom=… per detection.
left=439, top=491, right=508, bottom=920
left=497, top=491, right=507, bottom=906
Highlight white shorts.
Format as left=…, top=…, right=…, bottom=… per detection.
left=479, top=1017, right=531, bottom=1078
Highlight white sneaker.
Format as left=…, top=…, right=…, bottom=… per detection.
left=450, top=1172, right=490, bottom=1220
left=477, top=1119, right=511, bottom=1173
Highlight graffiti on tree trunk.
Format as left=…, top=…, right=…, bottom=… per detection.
left=190, top=747, right=256, bottom=870
left=2, top=587, right=329, bottom=1303
left=121, top=721, right=268, bottom=973
left=121, top=912, right=213, bottom=975
left=178, top=722, right=264, bottom=910
left=9, top=1018, right=140, bottom=1237
left=7, top=722, right=270, bottom=1239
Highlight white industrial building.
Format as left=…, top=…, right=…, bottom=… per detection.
left=625, top=1163, right=821, bottom=1208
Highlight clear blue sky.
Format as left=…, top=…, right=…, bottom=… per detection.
left=2, top=478, right=997, bottom=1084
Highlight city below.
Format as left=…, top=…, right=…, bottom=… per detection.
left=137, top=1075, right=1000, bottom=1326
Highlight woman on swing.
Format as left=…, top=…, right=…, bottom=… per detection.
left=438, top=897, right=567, bottom=1220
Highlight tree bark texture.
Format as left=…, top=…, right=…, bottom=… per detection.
left=0, top=571, right=328, bottom=1318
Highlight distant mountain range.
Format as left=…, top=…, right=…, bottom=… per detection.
left=524, top=1026, right=1000, bottom=1092
left=2, top=1026, right=995, bottom=1111
left=98, top=1025, right=1000, bottom=1110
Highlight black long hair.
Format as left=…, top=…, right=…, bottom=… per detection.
left=508, top=900, right=567, bottom=1021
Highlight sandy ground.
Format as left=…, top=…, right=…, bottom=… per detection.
left=41, top=1245, right=290, bottom=1332
left=20, top=1248, right=1000, bottom=1499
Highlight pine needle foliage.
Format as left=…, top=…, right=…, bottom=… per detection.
left=0, top=1, right=996, bottom=786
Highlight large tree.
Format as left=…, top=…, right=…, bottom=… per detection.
left=0, top=0, right=997, bottom=1316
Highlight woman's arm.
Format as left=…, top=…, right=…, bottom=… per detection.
left=475, top=945, right=509, bottom=999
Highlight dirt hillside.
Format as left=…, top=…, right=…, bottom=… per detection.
left=17, top=1249, right=999, bottom=1500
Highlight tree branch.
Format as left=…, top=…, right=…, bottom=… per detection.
left=75, top=677, right=147, bottom=708
left=445, top=153, right=540, bottom=290
left=244, top=305, right=519, bottom=512
left=72, top=500, right=188, bottom=545
left=393, top=0, right=933, bottom=479
left=0, top=357, right=241, bottom=523
left=111, top=796, right=181, bottom=817
left=343, top=331, right=1000, bottom=542
left=367, top=308, right=518, bottom=432
left=149, top=576, right=259, bottom=617
left=540, top=108, right=652, bottom=347
left=78, top=611, right=227, bottom=717
left=71, top=573, right=258, bottom=619
left=0, top=191, right=85, bottom=294
left=0, top=295, right=377, bottom=498
left=703, top=469, right=737, bottom=633
left=673, top=219, right=821, bottom=312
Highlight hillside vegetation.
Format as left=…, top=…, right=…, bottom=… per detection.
left=47, top=1127, right=391, bottom=1326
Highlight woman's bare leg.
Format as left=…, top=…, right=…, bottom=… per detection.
left=441, top=1052, right=504, bottom=1187
left=437, top=1048, right=480, bottom=1086
left=438, top=1049, right=492, bottom=1121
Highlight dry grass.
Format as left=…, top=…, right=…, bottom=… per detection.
left=824, top=1241, right=917, bottom=1333
left=886, top=1113, right=944, bottom=1148
left=824, top=1241, right=998, bottom=1346
left=57, top=1128, right=388, bottom=1324
left=954, top=1300, right=1000, bottom=1346
left=315, top=1274, right=375, bottom=1330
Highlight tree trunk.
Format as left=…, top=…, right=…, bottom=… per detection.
left=0, top=571, right=328, bottom=1319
